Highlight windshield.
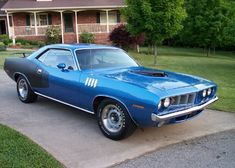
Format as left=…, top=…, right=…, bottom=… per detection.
left=76, top=49, right=139, bottom=70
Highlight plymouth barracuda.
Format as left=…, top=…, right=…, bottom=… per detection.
left=4, top=44, right=218, bottom=140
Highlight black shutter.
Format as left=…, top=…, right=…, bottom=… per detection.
left=117, top=11, right=121, bottom=23
left=26, top=14, right=30, bottom=26
left=96, top=12, right=100, bottom=23
left=48, top=13, right=52, bottom=25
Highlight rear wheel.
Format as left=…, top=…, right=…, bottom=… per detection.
left=97, top=98, right=136, bottom=140
left=17, top=76, right=37, bottom=103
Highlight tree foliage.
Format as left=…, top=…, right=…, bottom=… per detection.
left=122, top=0, right=186, bottom=64
left=169, top=0, right=235, bottom=53
left=109, top=24, right=145, bottom=51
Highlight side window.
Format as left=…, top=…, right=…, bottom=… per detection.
left=38, top=49, right=76, bottom=70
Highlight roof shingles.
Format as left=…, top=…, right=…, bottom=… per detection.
left=2, top=0, right=125, bottom=11
left=0, top=0, right=7, bottom=14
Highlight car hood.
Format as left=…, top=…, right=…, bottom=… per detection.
left=102, top=67, right=209, bottom=91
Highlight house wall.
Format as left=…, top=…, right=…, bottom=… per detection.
left=78, top=11, right=97, bottom=24
left=11, top=11, right=115, bottom=44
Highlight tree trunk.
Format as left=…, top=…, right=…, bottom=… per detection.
left=154, top=45, right=158, bottom=65
left=213, top=47, right=215, bottom=55
left=136, top=44, right=140, bottom=53
left=207, top=47, right=211, bottom=57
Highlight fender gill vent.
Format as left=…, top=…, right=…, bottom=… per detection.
left=130, top=70, right=167, bottom=77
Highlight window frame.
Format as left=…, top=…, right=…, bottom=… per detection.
left=99, top=11, right=118, bottom=24
left=36, top=48, right=79, bottom=71
left=30, top=13, right=49, bottom=27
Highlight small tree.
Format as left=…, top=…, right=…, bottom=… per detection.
left=79, top=32, right=94, bottom=43
left=109, top=24, right=145, bottom=51
left=122, top=0, right=186, bottom=64
left=46, top=26, right=61, bottom=44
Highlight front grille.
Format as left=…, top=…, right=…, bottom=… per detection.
left=171, top=93, right=196, bottom=106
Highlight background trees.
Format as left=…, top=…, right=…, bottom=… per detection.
left=169, top=0, right=235, bottom=54
left=122, top=0, right=186, bottom=64
left=109, top=0, right=235, bottom=55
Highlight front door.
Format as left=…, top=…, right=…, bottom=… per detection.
left=0, top=20, right=6, bottom=35
left=35, top=48, right=82, bottom=105
left=64, top=13, right=74, bottom=33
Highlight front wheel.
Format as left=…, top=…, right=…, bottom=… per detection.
left=17, top=76, right=37, bottom=103
left=97, top=99, right=136, bottom=140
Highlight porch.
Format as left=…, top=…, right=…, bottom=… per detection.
left=6, top=10, right=124, bottom=44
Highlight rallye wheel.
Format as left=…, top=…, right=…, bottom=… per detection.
left=17, top=76, right=37, bottom=103
left=97, top=98, right=136, bottom=140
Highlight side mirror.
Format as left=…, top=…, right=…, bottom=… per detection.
left=57, top=63, right=66, bottom=71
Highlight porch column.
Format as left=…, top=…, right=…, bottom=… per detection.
left=6, top=12, right=11, bottom=37
left=11, top=13, right=15, bottom=45
left=74, top=10, right=79, bottom=43
left=106, top=10, right=109, bottom=33
left=60, top=11, right=64, bottom=43
left=33, top=12, right=38, bottom=35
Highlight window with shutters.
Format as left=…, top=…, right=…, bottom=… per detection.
left=30, top=13, right=49, bottom=26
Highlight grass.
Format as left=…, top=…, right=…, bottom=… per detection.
left=129, top=47, right=235, bottom=112
left=0, top=50, right=33, bottom=69
left=0, top=124, right=64, bottom=168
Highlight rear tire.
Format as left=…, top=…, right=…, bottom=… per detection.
left=17, top=76, right=37, bottom=103
left=97, top=98, right=136, bottom=140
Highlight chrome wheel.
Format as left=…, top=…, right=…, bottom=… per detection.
left=101, top=104, right=124, bottom=133
left=18, top=78, right=28, bottom=100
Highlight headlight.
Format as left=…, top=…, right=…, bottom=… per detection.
left=207, top=88, right=212, bottom=96
left=163, top=98, right=171, bottom=107
left=202, top=90, right=207, bottom=97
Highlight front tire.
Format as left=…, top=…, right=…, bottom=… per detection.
left=17, top=76, right=37, bottom=103
left=97, top=99, right=136, bottom=140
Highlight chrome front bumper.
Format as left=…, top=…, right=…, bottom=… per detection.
left=151, top=97, right=218, bottom=122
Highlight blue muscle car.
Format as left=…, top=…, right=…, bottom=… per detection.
left=4, top=44, right=218, bottom=140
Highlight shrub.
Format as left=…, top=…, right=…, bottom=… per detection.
left=16, top=39, right=45, bottom=48
left=38, top=41, right=46, bottom=48
left=46, top=26, right=61, bottom=44
left=0, top=35, right=12, bottom=45
left=109, top=24, right=145, bottom=51
left=0, top=42, right=6, bottom=51
left=16, top=39, right=30, bottom=45
left=80, top=32, right=94, bottom=43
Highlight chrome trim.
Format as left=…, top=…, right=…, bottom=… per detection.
left=151, top=97, right=218, bottom=122
left=35, top=92, right=95, bottom=114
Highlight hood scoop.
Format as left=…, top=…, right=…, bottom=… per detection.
left=130, top=70, right=167, bottom=77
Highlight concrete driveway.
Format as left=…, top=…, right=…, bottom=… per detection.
left=0, top=70, right=235, bottom=168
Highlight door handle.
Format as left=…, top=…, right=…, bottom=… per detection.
left=37, top=69, right=42, bottom=74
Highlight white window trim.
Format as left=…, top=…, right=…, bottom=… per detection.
left=30, top=13, right=49, bottom=27
left=100, top=11, right=118, bottom=24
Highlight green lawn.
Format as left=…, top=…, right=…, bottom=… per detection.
left=0, top=50, right=33, bottom=69
left=129, top=47, right=235, bottom=112
left=0, top=124, right=64, bottom=168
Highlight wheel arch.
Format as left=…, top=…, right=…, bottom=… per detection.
left=13, top=72, right=33, bottom=89
left=92, top=95, right=138, bottom=126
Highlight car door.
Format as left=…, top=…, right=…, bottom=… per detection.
left=35, top=48, right=82, bottom=106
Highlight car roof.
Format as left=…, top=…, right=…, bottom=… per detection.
left=45, top=44, right=119, bottom=50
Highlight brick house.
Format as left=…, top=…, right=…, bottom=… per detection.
left=0, top=0, right=125, bottom=44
